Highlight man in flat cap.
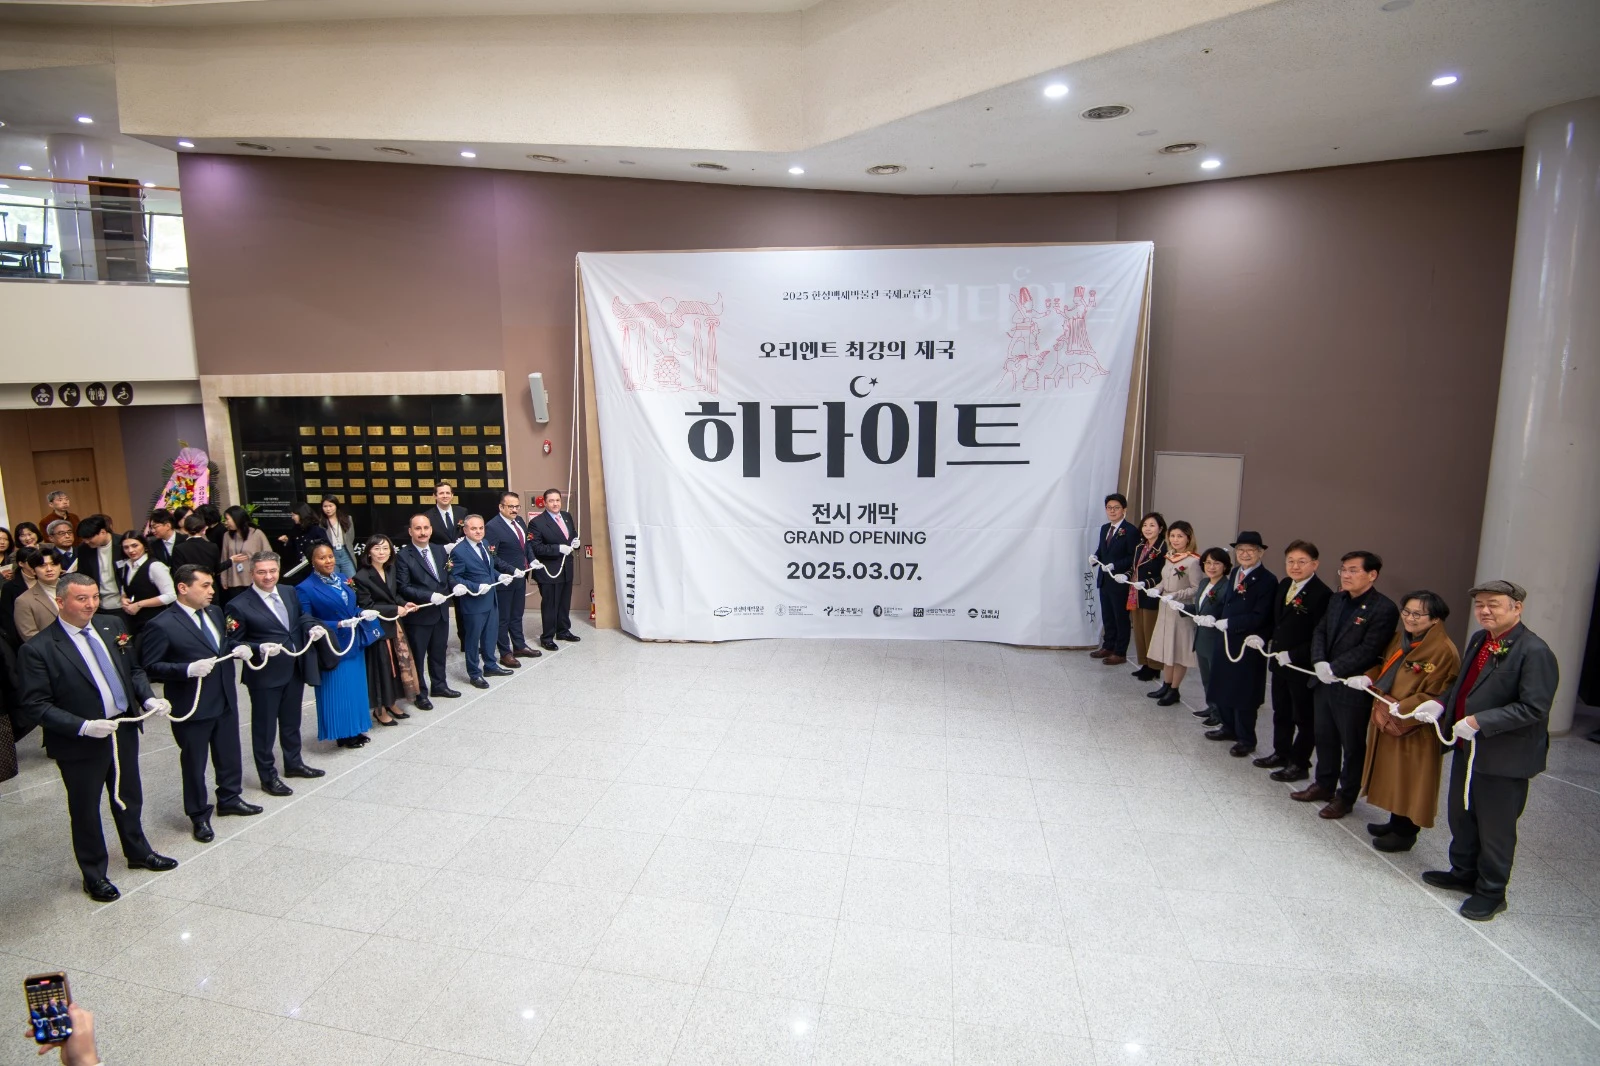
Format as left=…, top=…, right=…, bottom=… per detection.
left=1421, top=580, right=1558, bottom=921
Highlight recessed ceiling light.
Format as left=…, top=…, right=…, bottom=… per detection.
left=460, top=150, right=477, bottom=159
left=1464, top=128, right=1489, bottom=136
left=374, top=146, right=412, bottom=156
left=1159, top=142, right=1201, bottom=155
left=787, top=165, right=805, bottom=175
left=1136, top=129, right=1158, bottom=137
left=1080, top=105, right=1131, bottom=121
left=235, top=142, right=274, bottom=152
left=76, top=115, right=93, bottom=124
left=17, top=165, right=32, bottom=171
left=865, top=164, right=906, bottom=176
left=142, top=181, right=155, bottom=188
left=177, top=140, right=195, bottom=148
left=0, top=184, right=9, bottom=189
left=968, top=162, right=987, bottom=168
left=312, top=145, right=332, bottom=151
left=526, top=153, right=566, bottom=164
left=1043, top=83, right=1069, bottom=99
left=618, top=160, right=637, bottom=165
left=1200, top=158, right=1222, bottom=169
left=1431, top=74, right=1458, bottom=87
left=691, top=162, right=729, bottom=171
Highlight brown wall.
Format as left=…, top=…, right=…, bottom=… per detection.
left=180, top=149, right=1521, bottom=637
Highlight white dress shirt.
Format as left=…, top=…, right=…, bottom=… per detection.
left=177, top=602, right=221, bottom=648
left=59, top=618, right=122, bottom=719
left=254, top=583, right=290, bottom=628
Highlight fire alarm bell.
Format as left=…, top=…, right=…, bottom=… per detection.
left=542, top=439, right=552, bottom=455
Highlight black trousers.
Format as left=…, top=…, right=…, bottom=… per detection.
left=1447, top=753, right=1530, bottom=899
left=171, top=710, right=244, bottom=820
left=536, top=569, right=574, bottom=640
left=1098, top=583, right=1130, bottom=654
left=1270, top=667, right=1317, bottom=767
left=1217, top=702, right=1259, bottom=749
left=58, top=729, right=155, bottom=882
left=497, top=577, right=528, bottom=654
left=245, top=680, right=306, bottom=782
left=1313, top=687, right=1370, bottom=802
left=405, top=617, right=449, bottom=693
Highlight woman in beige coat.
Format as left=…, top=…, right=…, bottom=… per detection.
left=1359, top=590, right=1461, bottom=852
left=219, top=505, right=271, bottom=605
left=1146, top=520, right=1201, bottom=707
left=13, top=547, right=68, bottom=642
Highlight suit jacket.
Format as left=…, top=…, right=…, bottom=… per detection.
left=353, top=565, right=408, bottom=640
left=73, top=542, right=123, bottom=597
left=1130, top=541, right=1165, bottom=611
left=40, top=512, right=80, bottom=545
left=139, top=603, right=241, bottom=722
left=1268, top=574, right=1333, bottom=670
left=1208, top=565, right=1278, bottom=709
left=170, top=535, right=222, bottom=573
left=529, top=510, right=579, bottom=568
left=1310, top=587, right=1400, bottom=703
left=224, top=585, right=320, bottom=690
left=19, top=616, right=155, bottom=762
left=484, top=514, right=535, bottom=574
left=14, top=583, right=61, bottom=643
left=395, top=541, right=452, bottom=626
left=425, top=506, right=464, bottom=546
left=448, top=537, right=499, bottom=616
left=1442, top=623, right=1558, bottom=779
left=151, top=535, right=182, bottom=567
left=1094, top=519, right=1137, bottom=588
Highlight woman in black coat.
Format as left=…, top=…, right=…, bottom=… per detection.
left=353, top=534, right=420, bottom=726
left=1128, top=511, right=1167, bottom=682
left=276, top=502, right=331, bottom=579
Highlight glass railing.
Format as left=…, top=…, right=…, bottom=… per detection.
left=0, top=175, right=187, bottom=285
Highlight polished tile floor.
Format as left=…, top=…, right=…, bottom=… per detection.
left=3, top=627, right=1600, bottom=1065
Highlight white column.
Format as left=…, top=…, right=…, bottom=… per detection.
left=47, top=134, right=113, bottom=281
left=1476, top=97, right=1600, bottom=735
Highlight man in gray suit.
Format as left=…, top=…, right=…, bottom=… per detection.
left=1420, top=580, right=1559, bottom=921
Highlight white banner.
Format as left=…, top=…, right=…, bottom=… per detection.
left=580, top=243, right=1152, bottom=643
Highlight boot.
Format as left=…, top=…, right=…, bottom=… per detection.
left=1146, top=683, right=1171, bottom=699
left=1156, top=686, right=1182, bottom=707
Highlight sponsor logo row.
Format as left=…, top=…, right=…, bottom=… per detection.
left=715, top=605, right=999, bottom=619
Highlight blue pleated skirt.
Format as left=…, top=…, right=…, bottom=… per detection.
left=315, top=651, right=370, bottom=740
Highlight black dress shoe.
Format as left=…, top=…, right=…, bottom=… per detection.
left=283, top=764, right=326, bottom=779
left=470, top=677, right=491, bottom=689
left=260, top=778, right=294, bottom=797
left=432, top=686, right=462, bottom=699
left=1422, top=869, right=1477, bottom=893
left=483, top=666, right=514, bottom=677
left=129, top=853, right=178, bottom=872
left=390, top=708, right=411, bottom=719
left=1132, top=666, right=1159, bottom=681
left=1146, top=683, right=1171, bottom=699
left=1201, top=715, right=1222, bottom=727
left=1269, top=765, right=1309, bottom=783
left=413, top=696, right=434, bottom=711
left=1229, top=743, right=1256, bottom=757
left=1253, top=754, right=1287, bottom=769
left=540, top=639, right=560, bottom=651
left=1156, top=688, right=1182, bottom=707
left=513, top=645, right=542, bottom=657
left=192, top=819, right=215, bottom=843
left=1367, top=820, right=1396, bottom=836
left=83, top=878, right=120, bottom=902
left=1204, top=728, right=1237, bottom=741
left=1192, top=708, right=1213, bottom=718
left=555, top=632, right=581, bottom=642
left=1460, top=894, right=1507, bottom=921
left=1373, top=832, right=1416, bottom=853
left=217, top=799, right=264, bottom=817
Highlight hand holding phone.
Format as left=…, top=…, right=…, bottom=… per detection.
left=24, top=974, right=70, bottom=1046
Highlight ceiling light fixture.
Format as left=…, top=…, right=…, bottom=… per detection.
left=1159, top=142, right=1201, bottom=155
left=1136, top=129, right=1158, bottom=137
left=618, top=160, right=637, bottom=165
left=1080, top=105, right=1131, bottom=121
left=374, top=146, right=412, bottom=156
left=1043, top=83, right=1069, bottom=99
left=691, top=162, right=729, bottom=171
left=968, top=162, right=987, bottom=168
left=0, top=184, right=9, bottom=189
left=17, top=165, right=33, bottom=171
left=865, top=164, right=906, bottom=176
left=1431, top=74, right=1458, bottom=87
left=526, top=154, right=566, bottom=164
left=177, top=140, right=195, bottom=148
left=787, top=165, right=805, bottom=175
left=235, top=142, right=274, bottom=152
left=459, top=150, right=477, bottom=159
left=76, top=115, right=93, bottom=124
left=1200, top=158, right=1222, bottom=169
left=142, top=181, right=156, bottom=188
left=1464, top=128, right=1489, bottom=136
left=313, top=145, right=332, bottom=152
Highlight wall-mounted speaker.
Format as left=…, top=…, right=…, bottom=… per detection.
left=528, top=372, right=550, bottom=423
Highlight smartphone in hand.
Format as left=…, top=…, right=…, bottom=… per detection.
left=24, top=973, right=72, bottom=1046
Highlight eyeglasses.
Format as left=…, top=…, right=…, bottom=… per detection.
left=1399, top=609, right=1431, bottom=621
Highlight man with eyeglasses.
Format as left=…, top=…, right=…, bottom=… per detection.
left=1291, top=550, right=1398, bottom=819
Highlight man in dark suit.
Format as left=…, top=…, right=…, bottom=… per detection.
left=1291, top=550, right=1400, bottom=819
left=139, top=564, right=263, bottom=842
left=451, top=515, right=512, bottom=687
left=148, top=509, right=180, bottom=565
left=424, top=482, right=464, bottom=546
left=1199, top=531, right=1277, bottom=757
left=170, top=512, right=221, bottom=572
left=18, top=572, right=178, bottom=901
left=223, top=550, right=325, bottom=796
left=73, top=516, right=123, bottom=615
left=1090, top=493, right=1137, bottom=666
left=395, top=513, right=460, bottom=709
left=484, top=490, right=541, bottom=668
left=1255, top=540, right=1334, bottom=782
left=529, top=488, right=581, bottom=652
left=1422, top=580, right=1559, bottom=921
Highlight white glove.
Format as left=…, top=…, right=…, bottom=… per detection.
left=529, top=559, right=545, bottom=571
left=142, top=697, right=172, bottom=716
left=1273, top=651, right=1292, bottom=667
left=1314, top=661, right=1337, bottom=685
left=570, top=538, right=581, bottom=551
left=338, top=617, right=360, bottom=628
left=187, top=659, right=216, bottom=678
left=260, top=643, right=284, bottom=657
left=1410, top=699, right=1444, bottom=724
left=497, top=573, right=515, bottom=586
left=80, top=719, right=118, bottom=738
left=1194, top=615, right=1216, bottom=629
left=1088, top=554, right=1101, bottom=567
left=230, top=644, right=254, bottom=661
left=1452, top=719, right=1479, bottom=742
left=1127, top=581, right=1145, bottom=593
left=429, top=592, right=449, bottom=606
left=559, top=544, right=573, bottom=556
left=1112, top=573, right=1129, bottom=585
left=1212, top=618, right=1228, bottom=632
left=452, top=585, right=470, bottom=597
left=1344, top=675, right=1373, bottom=691
left=1243, top=634, right=1265, bottom=651
left=307, top=625, right=329, bottom=642
left=476, top=583, right=492, bottom=595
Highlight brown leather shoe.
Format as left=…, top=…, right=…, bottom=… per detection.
left=1318, top=798, right=1352, bottom=819
left=1289, top=783, right=1334, bottom=803
left=498, top=654, right=521, bottom=669
left=1102, top=654, right=1128, bottom=665
left=1089, top=648, right=1111, bottom=659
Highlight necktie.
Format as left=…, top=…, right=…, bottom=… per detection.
left=78, top=628, right=129, bottom=713
left=515, top=519, right=525, bottom=547
left=267, top=590, right=289, bottom=628
left=554, top=513, right=569, bottom=539
left=421, top=546, right=439, bottom=581
left=477, top=543, right=489, bottom=568
left=195, top=609, right=218, bottom=651
left=1285, top=584, right=1296, bottom=605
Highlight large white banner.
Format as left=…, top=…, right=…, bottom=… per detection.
left=580, top=243, right=1152, bottom=643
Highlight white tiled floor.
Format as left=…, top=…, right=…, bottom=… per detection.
left=4, top=626, right=1600, bottom=1065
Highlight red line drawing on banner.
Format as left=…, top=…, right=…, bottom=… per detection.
left=1000, top=285, right=1108, bottom=391
left=611, top=294, right=725, bottom=393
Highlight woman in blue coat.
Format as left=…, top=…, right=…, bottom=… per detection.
left=298, top=542, right=384, bottom=748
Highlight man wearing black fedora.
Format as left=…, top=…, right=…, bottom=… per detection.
left=1195, top=531, right=1277, bottom=757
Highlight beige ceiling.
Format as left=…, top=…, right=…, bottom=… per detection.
left=1, top=0, right=1596, bottom=196
left=0, top=0, right=819, bottom=21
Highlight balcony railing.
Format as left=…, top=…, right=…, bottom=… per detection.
left=0, top=175, right=187, bottom=285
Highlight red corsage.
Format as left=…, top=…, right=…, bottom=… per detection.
left=1290, top=596, right=1307, bottom=614
left=345, top=577, right=356, bottom=588
left=1487, top=639, right=1511, bottom=661
left=1405, top=661, right=1436, bottom=674
left=225, top=617, right=241, bottom=634
left=115, top=633, right=132, bottom=648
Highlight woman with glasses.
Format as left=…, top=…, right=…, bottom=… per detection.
left=1359, top=590, right=1461, bottom=852
left=1128, top=511, right=1168, bottom=683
